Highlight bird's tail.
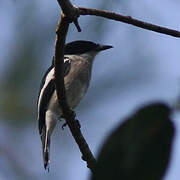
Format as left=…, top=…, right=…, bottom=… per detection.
left=41, top=127, right=51, bottom=171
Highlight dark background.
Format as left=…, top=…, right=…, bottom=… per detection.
left=0, top=0, right=180, bottom=179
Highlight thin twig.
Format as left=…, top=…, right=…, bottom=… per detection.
left=54, top=13, right=96, bottom=172
left=78, top=7, right=180, bottom=38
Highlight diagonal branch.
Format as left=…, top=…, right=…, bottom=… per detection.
left=79, top=7, right=180, bottom=38
left=55, top=1, right=180, bottom=37
left=54, top=12, right=96, bottom=173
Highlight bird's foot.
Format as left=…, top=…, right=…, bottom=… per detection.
left=61, top=122, right=67, bottom=130
left=60, top=110, right=76, bottom=119
left=61, top=119, right=80, bottom=130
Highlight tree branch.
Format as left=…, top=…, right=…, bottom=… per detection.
left=57, top=0, right=77, bottom=18
left=55, top=2, right=180, bottom=37
left=54, top=13, right=70, bottom=112
left=54, top=0, right=179, bottom=174
left=57, top=0, right=81, bottom=32
left=78, top=7, right=180, bottom=38
left=54, top=9, right=96, bottom=173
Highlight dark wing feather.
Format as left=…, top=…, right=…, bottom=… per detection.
left=64, top=57, right=71, bottom=76
left=37, top=57, right=71, bottom=135
left=38, top=64, right=54, bottom=101
left=38, top=79, right=55, bottom=134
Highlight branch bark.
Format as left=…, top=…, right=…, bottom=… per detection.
left=54, top=14, right=69, bottom=111
left=55, top=2, right=180, bottom=38
left=57, top=0, right=77, bottom=18
left=57, top=0, right=81, bottom=31
left=54, top=10, right=96, bottom=173
left=78, top=7, right=180, bottom=38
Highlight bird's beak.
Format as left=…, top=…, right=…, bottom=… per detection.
left=97, top=45, right=113, bottom=51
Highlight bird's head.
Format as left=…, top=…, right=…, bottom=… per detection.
left=64, top=40, right=113, bottom=61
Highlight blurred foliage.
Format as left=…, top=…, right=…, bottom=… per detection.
left=0, top=143, right=38, bottom=180
left=92, top=103, right=174, bottom=180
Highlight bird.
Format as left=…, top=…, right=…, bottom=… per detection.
left=37, top=40, right=113, bottom=170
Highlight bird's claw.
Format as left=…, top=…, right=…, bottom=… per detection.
left=61, top=119, right=80, bottom=130
left=62, top=122, right=67, bottom=130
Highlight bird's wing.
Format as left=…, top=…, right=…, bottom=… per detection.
left=37, top=57, right=71, bottom=135
left=38, top=57, right=70, bottom=98
left=64, top=57, right=71, bottom=76
left=38, top=67, right=55, bottom=135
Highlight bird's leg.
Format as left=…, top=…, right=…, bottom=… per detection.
left=61, top=110, right=80, bottom=129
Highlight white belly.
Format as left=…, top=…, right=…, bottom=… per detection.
left=47, top=81, right=88, bottom=118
